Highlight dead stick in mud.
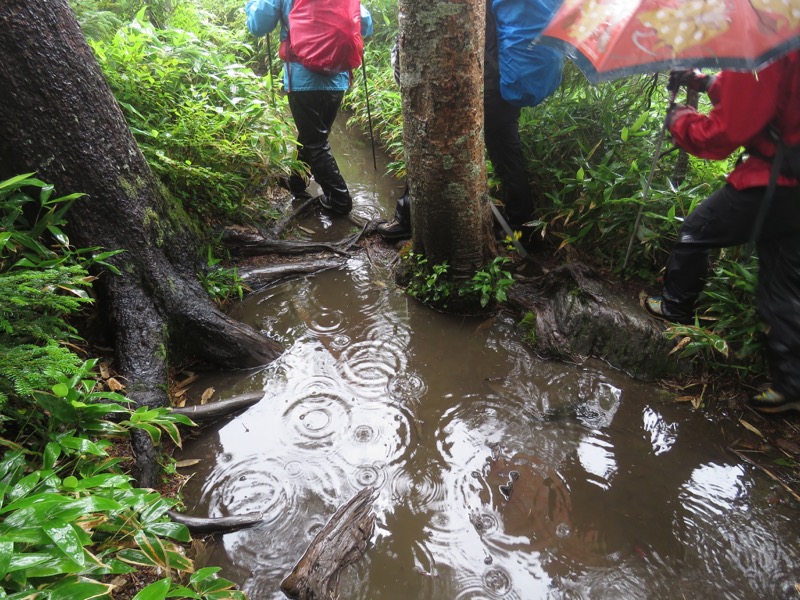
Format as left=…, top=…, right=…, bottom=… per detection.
left=281, top=486, right=377, bottom=600
left=730, top=447, right=800, bottom=503
left=272, top=195, right=320, bottom=238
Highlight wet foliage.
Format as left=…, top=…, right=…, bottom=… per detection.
left=0, top=174, right=244, bottom=599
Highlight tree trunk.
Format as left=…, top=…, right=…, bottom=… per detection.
left=0, top=0, right=283, bottom=487
left=398, top=0, right=492, bottom=276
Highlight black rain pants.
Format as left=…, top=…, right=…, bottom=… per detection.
left=484, top=88, right=534, bottom=227
left=661, top=183, right=800, bottom=399
left=287, top=90, right=352, bottom=213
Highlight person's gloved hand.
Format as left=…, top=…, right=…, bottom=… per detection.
left=667, top=69, right=713, bottom=93
left=665, top=104, right=695, bottom=129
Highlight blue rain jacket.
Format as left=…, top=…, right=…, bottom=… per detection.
left=245, top=0, right=373, bottom=91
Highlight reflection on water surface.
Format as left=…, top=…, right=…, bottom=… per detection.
left=177, top=121, right=799, bottom=599
left=179, top=258, right=799, bottom=599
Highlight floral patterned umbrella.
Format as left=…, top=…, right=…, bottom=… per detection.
left=538, top=0, right=800, bottom=83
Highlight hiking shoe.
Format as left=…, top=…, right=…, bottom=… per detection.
left=643, top=295, right=694, bottom=325
left=376, top=218, right=411, bottom=240
left=278, top=176, right=311, bottom=200
left=317, top=194, right=351, bottom=215
left=749, top=388, right=800, bottom=413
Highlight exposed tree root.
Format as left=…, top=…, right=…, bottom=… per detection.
left=507, top=262, right=688, bottom=380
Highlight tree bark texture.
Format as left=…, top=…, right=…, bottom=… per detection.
left=398, top=0, right=491, bottom=275
left=0, top=0, right=282, bottom=486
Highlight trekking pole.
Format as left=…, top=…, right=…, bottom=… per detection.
left=265, top=33, right=276, bottom=107
left=622, top=88, right=678, bottom=273
left=361, top=58, right=378, bottom=171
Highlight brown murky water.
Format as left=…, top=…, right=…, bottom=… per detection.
left=177, top=118, right=800, bottom=599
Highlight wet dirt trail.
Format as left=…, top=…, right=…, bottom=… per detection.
left=176, top=118, right=800, bottom=599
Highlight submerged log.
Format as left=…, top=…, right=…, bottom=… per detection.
left=172, top=391, right=264, bottom=423
left=167, top=510, right=263, bottom=534
left=238, top=258, right=347, bottom=291
left=280, top=486, right=377, bottom=600
left=508, top=262, right=689, bottom=380
left=221, top=226, right=356, bottom=257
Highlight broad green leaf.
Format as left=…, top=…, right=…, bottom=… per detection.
left=631, top=111, right=649, bottom=132
left=43, top=522, right=85, bottom=566
left=38, top=575, right=112, bottom=599
left=56, top=436, right=106, bottom=456
left=189, top=567, right=222, bottom=584
left=43, top=442, right=62, bottom=472
left=134, top=531, right=192, bottom=571
left=0, top=527, right=51, bottom=545
left=56, top=496, right=125, bottom=521
left=74, top=474, right=132, bottom=490
left=145, top=521, right=190, bottom=543
left=158, top=422, right=182, bottom=448
left=7, top=473, right=42, bottom=504
left=165, top=585, right=201, bottom=599
left=32, top=392, right=77, bottom=423
left=0, top=173, right=40, bottom=190
left=51, top=383, right=70, bottom=398
left=132, top=578, right=171, bottom=600
left=7, top=550, right=64, bottom=573
left=133, top=423, right=162, bottom=444
left=0, top=540, right=13, bottom=579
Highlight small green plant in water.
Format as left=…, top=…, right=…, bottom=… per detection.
left=464, top=257, right=514, bottom=308
left=198, top=243, right=248, bottom=304
left=404, top=252, right=454, bottom=307
left=519, top=311, right=538, bottom=344
left=403, top=252, right=514, bottom=310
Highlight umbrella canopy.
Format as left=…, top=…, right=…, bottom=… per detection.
left=538, top=0, right=800, bottom=83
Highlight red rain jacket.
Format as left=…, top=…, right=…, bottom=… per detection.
left=669, top=49, right=800, bottom=191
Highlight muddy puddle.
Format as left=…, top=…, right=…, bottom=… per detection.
left=176, top=118, right=800, bottom=599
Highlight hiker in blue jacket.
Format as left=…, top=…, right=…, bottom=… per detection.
left=245, top=0, right=373, bottom=215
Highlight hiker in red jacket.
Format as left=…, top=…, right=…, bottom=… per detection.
left=645, top=50, right=800, bottom=413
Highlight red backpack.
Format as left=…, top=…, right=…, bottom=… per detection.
left=279, top=0, right=364, bottom=77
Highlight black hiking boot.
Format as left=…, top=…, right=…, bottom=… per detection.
left=376, top=218, right=411, bottom=240
left=317, top=193, right=351, bottom=215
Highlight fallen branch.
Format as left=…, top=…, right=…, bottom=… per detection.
left=172, top=391, right=263, bottom=423
left=271, top=195, right=320, bottom=238
left=167, top=510, right=263, bottom=534
left=220, top=226, right=351, bottom=257
left=238, top=258, right=347, bottom=291
left=280, top=486, right=376, bottom=600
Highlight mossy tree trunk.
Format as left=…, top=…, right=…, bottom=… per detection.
left=0, top=0, right=283, bottom=487
left=398, top=0, right=493, bottom=276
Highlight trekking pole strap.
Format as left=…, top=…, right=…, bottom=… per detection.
left=749, top=139, right=786, bottom=244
